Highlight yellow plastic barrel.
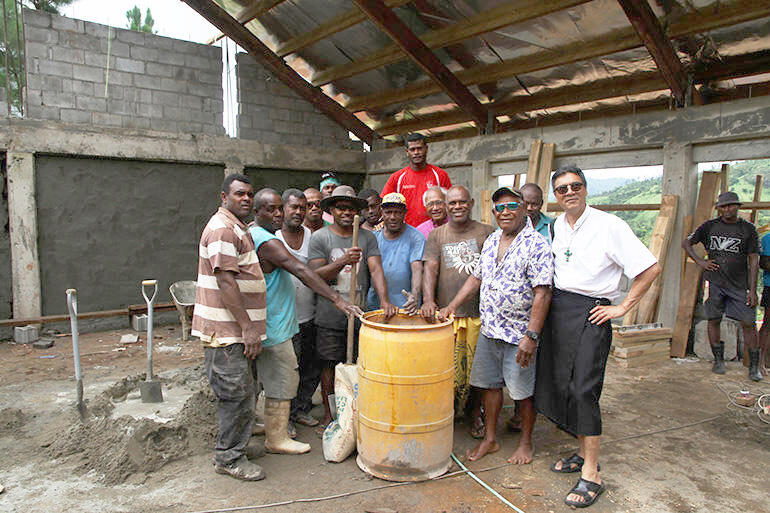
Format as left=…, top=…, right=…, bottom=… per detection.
left=356, top=310, right=454, bottom=482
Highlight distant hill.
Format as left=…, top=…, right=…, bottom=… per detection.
left=584, top=159, right=770, bottom=246
left=586, top=177, right=636, bottom=195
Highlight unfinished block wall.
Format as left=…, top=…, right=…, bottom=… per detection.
left=236, top=53, right=354, bottom=149
left=23, top=9, right=224, bottom=135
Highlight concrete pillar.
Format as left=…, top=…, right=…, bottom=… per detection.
left=7, top=152, right=42, bottom=319
left=471, top=159, right=490, bottom=222
left=658, top=142, right=698, bottom=327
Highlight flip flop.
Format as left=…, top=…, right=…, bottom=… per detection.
left=550, top=453, right=600, bottom=473
left=564, top=477, right=604, bottom=508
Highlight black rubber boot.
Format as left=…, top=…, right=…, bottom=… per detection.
left=711, top=342, right=726, bottom=374
left=749, top=349, right=763, bottom=382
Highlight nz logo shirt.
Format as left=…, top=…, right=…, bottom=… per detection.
left=688, top=217, right=759, bottom=291
left=708, top=236, right=741, bottom=253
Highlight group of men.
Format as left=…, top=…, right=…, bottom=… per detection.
left=191, top=131, right=770, bottom=508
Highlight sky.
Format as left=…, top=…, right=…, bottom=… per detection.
left=61, top=0, right=220, bottom=44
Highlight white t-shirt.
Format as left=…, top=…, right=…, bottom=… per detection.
left=277, top=226, right=315, bottom=324
left=551, top=206, right=656, bottom=301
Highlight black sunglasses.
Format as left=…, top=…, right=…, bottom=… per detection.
left=494, top=201, right=520, bottom=213
left=554, top=181, right=584, bottom=195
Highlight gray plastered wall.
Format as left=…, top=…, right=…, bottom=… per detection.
left=23, top=8, right=225, bottom=136
left=35, top=155, right=222, bottom=315
left=236, top=53, right=355, bottom=150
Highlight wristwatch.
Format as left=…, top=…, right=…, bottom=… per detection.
left=525, top=330, right=541, bottom=342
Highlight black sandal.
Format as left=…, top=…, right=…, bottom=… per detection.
left=550, top=453, right=600, bottom=473
left=564, top=477, right=604, bottom=508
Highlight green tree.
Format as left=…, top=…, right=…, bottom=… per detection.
left=1, top=1, right=26, bottom=116
left=126, top=6, right=155, bottom=33
left=24, top=0, right=75, bottom=14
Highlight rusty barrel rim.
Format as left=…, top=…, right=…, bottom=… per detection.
left=360, top=309, right=454, bottom=332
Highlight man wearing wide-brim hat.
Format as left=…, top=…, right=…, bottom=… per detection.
left=308, top=185, right=397, bottom=428
left=683, top=190, right=763, bottom=381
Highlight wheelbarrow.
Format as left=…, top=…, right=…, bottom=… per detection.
left=169, top=280, right=196, bottom=341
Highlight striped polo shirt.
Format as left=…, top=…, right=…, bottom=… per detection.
left=191, top=207, right=267, bottom=346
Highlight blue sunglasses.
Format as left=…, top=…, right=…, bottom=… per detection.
left=494, top=201, right=520, bottom=213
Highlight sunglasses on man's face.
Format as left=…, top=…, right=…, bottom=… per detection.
left=307, top=201, right=321, bottom=208
left=553, top=181, right=584, bottom=195
left=493, top=201, right=520, bottom=213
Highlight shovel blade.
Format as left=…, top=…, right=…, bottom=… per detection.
left=139, top=380, right=164, bottom=403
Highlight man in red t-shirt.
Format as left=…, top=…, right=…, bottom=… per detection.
left=381, top=133, right=452, bottom=227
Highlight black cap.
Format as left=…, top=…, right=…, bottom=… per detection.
left=716, top=191, right=741, bottom=207
left=492, top=186, right=523, bottom=203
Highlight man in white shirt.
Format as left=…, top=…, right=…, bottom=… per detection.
left=276, top=189, right=320, bottom=428
left=535, top=165, right=660, bottom=508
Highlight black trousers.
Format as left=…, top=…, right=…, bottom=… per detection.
left=535, top=288, right=612, bottom=437
left=291, top=321, right=321, bottom=417
left=204, top=344, right=255, bottom=466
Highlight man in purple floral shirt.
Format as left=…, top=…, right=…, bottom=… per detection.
left=439, top=186, right=553, bottom=464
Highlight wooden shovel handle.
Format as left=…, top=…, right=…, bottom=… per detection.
left=346, top=215, right=360, bottom=364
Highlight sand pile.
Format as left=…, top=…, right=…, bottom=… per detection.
left=47, top=367, right=218, bottom=485
left=0, top=408, right=27, bottom=434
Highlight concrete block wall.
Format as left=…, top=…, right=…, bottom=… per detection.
left=23, top=9, right=224, bottom=135
left=236, top=53, right=354, bottom=149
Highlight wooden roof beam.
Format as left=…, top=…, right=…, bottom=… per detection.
left=345, top=0, right=770, bottom=112
left=416, top=80, right=770, bottom=144
left=412, top=0, right=498, bottom=100
left=312, top=0, right=591, bottom=87
left=275, top=0, right=412, bottom=57
left=182, top=0, right=375, bottom=146
left=617, top=0, right=688, bottom=105
left=206, top=0, right=289, bottom=44
left=352, top=0, right=491, bottom=131
left=376, top=72, right=667, bottom=135
left=376, top=49, right=770, bottom=135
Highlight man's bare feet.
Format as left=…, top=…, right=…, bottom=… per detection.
left=507, top=441, right=533, bottom=464
left=466, top=439, right=500, bottom=461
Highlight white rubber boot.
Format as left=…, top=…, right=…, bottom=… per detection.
left=264, top=399, right=311, bottom=454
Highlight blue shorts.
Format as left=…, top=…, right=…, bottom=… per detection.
left=469, top=332, right=535, bottom=400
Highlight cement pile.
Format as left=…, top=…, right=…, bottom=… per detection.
left=47, top=367, right=218, bottom=485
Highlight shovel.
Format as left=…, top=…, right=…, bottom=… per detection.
left=139, top=279, right=163, bottom=403
left=66, top=288, right=86, bottom=418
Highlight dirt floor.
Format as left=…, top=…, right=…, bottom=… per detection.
left=0, top=325, right=768, bottom=513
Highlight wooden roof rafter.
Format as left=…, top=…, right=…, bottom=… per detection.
left=182, top=0, right=376, bottom=145
left=344, top=0, right=770, bottom=112
left=234, top=0, right=288, bottom=24
left=616, top=0, right=689, bottom=105
left=311, top=0, right=591, bottom=87
left=412, top=79, right=770, bottom=145
left=374, top=49, right=770, bottom=136
left=274, top=0, right=413, bottom=57
left=352, top=0, right=493, bottom=132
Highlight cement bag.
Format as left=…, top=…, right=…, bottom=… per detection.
left=322, top=363, right=359, bottom=462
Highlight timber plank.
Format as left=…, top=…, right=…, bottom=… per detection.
left=611, top=340, right=671, bottom=358
left=633, top=194, right=679, bottom=324
left=538, top=143, right=555, bottom=213
left=611, top=352, right=670, bottom=368
left=671, top=171, right=721, bottom=357
left=525, top=140, right=542, bottom=185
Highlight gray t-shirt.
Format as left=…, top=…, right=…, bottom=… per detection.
left=308, top=226, right=380, bottom=329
